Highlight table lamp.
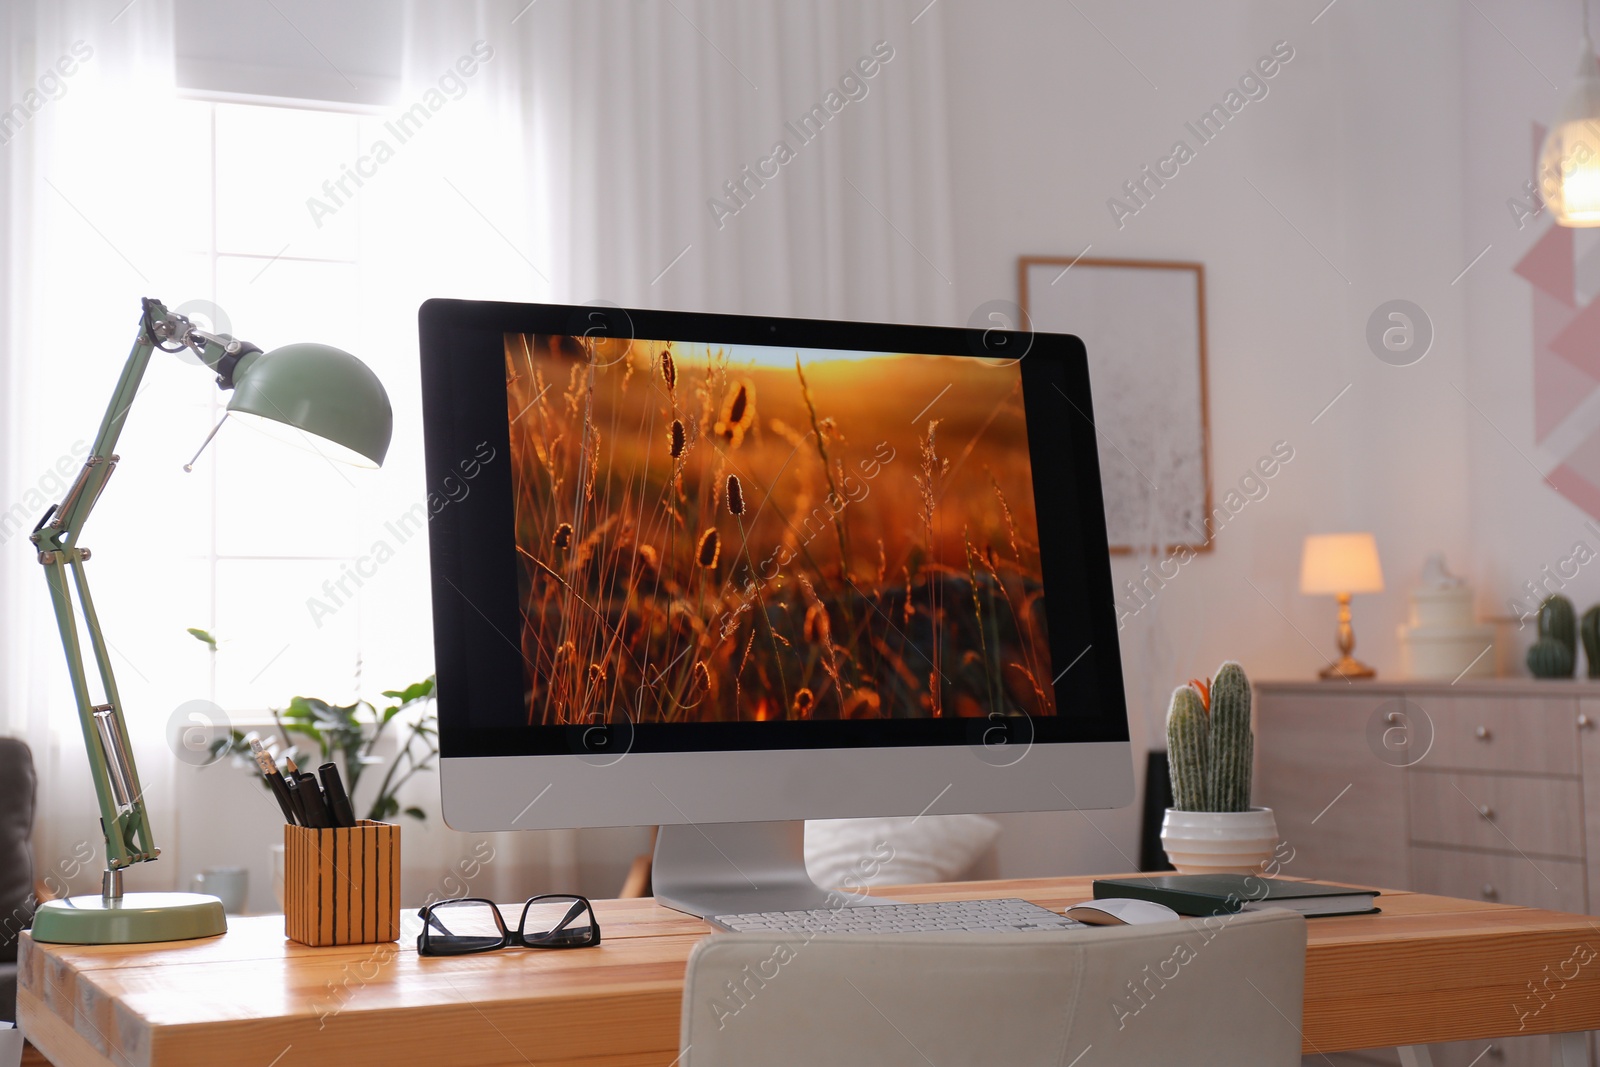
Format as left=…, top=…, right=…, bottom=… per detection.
left=27, top=297, right=391, bottom=944
left=1300, top=532, right=1384, bottom=680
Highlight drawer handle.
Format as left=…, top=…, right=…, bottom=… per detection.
left=1581, top=713, right=1595, bottom=729
left=1475, top=725, right=1492, bottom=741
left=1481, top=883, right=1498, bottom=900
left=1477, top=804, right=1495, bottom=820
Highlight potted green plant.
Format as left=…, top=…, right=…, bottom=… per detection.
left=194, top=628, right=440, bottom=824
left=1160, top=662, right=1278, bottom=875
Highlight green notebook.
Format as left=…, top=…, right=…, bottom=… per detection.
left=1093, top=874, right=1380, bottom=917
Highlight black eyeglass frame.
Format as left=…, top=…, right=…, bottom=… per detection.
left=416, top=893, right=602, bottom=956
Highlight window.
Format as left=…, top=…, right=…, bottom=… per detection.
left=151, top=98, right=435, bottom=717
left=31, top=82, right=536, bottom=736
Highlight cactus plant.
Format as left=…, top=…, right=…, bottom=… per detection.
left=1208, top=663, right=1253, bottom=812
left=1166, top=685, right=1210, bottom=812
left=1539, top=595, right=1577, bottom=660
left=1528, top=637, right=1576, bottom=679
left=1166, top=661, right=1254, bottom=813
left=1583, top=605, right=1600, bottom=678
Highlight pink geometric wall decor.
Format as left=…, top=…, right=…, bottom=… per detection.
left=1517, top=122, right=1600, bottom=518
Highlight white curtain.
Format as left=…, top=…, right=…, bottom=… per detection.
left=404, top=0, right=958, bottom=322
left=0, top=0, right=191, bottom=894
left=1, top=0, right=958, bottom=901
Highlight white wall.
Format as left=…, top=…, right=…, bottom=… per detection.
left=1462, top=0, right=1600, bottom=650
left=938, top=0, right=1474, bottom=877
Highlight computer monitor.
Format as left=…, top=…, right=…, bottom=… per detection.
left=419, top=300, right=1132, bottom=919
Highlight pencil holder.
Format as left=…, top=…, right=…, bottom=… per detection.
left=284, top=820, right=400, bottom=947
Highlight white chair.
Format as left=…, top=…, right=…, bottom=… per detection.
left=679, top=908, right=1306, bottom=1067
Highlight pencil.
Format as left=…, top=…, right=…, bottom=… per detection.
left=248, top=738, right=298, bottom=825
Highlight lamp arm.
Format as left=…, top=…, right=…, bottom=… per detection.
left=36, top=547, right=155, bottom=876
left=28, top=297, right=213, bottom=883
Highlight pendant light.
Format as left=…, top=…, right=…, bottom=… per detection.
left=1540, top=0, right=1600, bottom=226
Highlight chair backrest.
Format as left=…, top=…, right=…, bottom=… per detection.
left=679, top=908, right=1306, bottom=1067
left=0, top=738, right=37, bottom=965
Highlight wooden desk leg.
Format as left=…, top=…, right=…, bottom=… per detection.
left=1397, top=1047, right=1435, bottom=1067
left=1551, top=1031, right=1590, bottom=1067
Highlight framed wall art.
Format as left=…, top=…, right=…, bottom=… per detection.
left=1018, top=256, right=1212, bottom=554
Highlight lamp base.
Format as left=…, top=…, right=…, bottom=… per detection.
left=30, top=892, right=227, bottom=945
left=1319, top=656, right=1376, bottom=681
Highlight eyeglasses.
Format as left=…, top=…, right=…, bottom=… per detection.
left=416, top=894, right=601, bottom=956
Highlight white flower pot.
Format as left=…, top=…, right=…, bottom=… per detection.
left=1160, top=807, right=1279, bottom=875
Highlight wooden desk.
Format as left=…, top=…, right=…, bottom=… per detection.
left=18, top=877, right=1600, bottom=1066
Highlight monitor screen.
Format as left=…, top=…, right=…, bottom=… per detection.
left=420, top=301, right=1127, bottom=769
left=503, top=332, right=1052, bottom=728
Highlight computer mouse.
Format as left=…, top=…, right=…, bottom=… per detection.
left=1066, top=898, right=1182, bottom=926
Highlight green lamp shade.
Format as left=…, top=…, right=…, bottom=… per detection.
left=226, top=342, right=393, bottom=467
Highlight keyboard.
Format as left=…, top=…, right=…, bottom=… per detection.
left=715, top=897, right=1085, bottom=934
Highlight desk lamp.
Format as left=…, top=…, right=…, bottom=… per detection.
left=1300, top=532, right=1384, bottom=681
left=28, top=297, right=391, bottom=944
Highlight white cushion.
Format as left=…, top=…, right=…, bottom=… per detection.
left=804, top=815, right=1001, bottom=890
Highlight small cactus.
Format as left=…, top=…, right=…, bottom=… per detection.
left=1208, top=663, right=1253, bottom=813
left=1528, top=637, right=1576, bottom=678
left=1166, top=662, right=1254, bottom=813
left=1539, top=595, right=1577, bottom=660
left=1583, top=605, right=1600, bottom=678
left=1166, top=685, right=1210, bottom=812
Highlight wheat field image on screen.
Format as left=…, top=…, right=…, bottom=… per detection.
left=505, top=333, right=1056, bottom=726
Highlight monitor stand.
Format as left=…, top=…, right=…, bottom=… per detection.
left=651, top=820, right=893, bottom=920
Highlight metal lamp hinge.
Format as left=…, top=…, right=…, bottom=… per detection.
left=36, top=546, right=90, bottom=566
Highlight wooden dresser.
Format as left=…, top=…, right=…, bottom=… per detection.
left=1256, top=678, right=1600, bottom=1067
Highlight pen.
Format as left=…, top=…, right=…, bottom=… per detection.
left=296, top=771, right=333, bottom=829
left=318, top=763, right=357, bottom=828
left=248, top=738, right=298, bottom=825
